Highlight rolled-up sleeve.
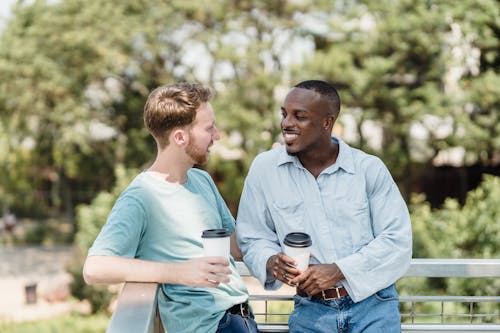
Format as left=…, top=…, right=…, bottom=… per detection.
left=236, top=161, right=283, bottom=289
left=336, top=159, right=412, bottom=302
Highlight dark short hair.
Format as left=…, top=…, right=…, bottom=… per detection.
left=144, top=83, right=212, bottom=148
left=294, top=80, right=341, bottom=116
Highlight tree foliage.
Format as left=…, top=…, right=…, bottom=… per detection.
left=0, top=0, right=497, bottom=217
left=69, top=164, right=137, bottom=313
left=411, top=174, right=499, bottom=259
left=293, top=0, right=499, bottom=196
left=402, top=174, right=500, bottom=320
left=1, top=0, right=495, bottom=314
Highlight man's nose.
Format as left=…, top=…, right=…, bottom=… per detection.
left=281, top=114, right=293, bottom=129
left=213, top=126, right=221, bottom=141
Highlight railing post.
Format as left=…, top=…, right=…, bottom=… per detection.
left=154, top=305, right=164, bottom=333
left=105, top=282, right=160, bottom=333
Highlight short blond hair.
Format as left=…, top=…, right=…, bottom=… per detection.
left=143, top=83, right=212, bottom=148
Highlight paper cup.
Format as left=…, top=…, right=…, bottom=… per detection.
left=201, top=228, right=231, bottom=258
left=283, top=232, right=312, bottom=272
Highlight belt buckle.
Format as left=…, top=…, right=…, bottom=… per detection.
left=239, top=303, right=250, bottom=317
left=322, top=286, right=342, bottom=300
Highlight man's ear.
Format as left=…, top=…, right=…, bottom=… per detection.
left=172, top=128, right=187, bottom=145
left=324, top=115, right=335, bottom=131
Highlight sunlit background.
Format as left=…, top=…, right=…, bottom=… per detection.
left=0, top=0, right=498, bottom=331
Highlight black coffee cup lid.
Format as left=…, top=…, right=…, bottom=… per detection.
left=201, top=228, right=230, bottom=238
left=284, top=232, right=312, bottom=247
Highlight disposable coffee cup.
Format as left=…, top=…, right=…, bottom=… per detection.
left=283, top=232, right=312, bottom=272
left=201, top=228, right=231, bottom=258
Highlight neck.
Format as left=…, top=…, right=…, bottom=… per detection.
left=147, top=147, right=192, bottom=184
left=297, top=140, right=339, bottom=179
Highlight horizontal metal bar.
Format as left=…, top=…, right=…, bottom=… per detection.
left=258, top=323, right=500, bottom=332
left=399, top=296, right=500, bottom=302
left=250, top=295, right=293, bottom=301
left=250, top=295, right=500, bottom=302
left=400, top=313, right=500, bottom=320
left=400, top=324, right=500, bottom=332
left=257, top=323, right=289, bottom=332
left=405, top=259, right=500, bottom=277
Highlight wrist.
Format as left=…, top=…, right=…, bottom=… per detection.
left=266, top=255, right=276, bottom=273
left=332, top=263, right=345, bottom=281
left=265, top=255, right=277, bottom=282
left=161, top=261, right=179, bottom=284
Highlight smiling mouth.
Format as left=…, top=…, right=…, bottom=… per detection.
left=283, top=132, right=299, bottom=144
left=207, top=142, right=213, bottom=151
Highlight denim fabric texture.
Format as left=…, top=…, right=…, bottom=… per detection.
left=288, top=284, right=401, bottom=333
left=216, top=312, right=259, bottom=333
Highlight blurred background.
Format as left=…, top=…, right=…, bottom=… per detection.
left=0, top=0, right=498, bottom=331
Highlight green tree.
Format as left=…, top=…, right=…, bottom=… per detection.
left=0, top=0, right=497, bottom=239
left=405, top=175, right=500, bottom=321
left=0, top=0, right=183, bottom=220
left=69, top=165, right=137, bottom=313
left=0, top=0, right=312, bottom=216
left=293, top=0, right=499, bottom=197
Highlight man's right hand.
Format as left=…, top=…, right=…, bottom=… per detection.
left=266, top=253, right=302, bottom=286
left=176, top=257, right=231, bottom=287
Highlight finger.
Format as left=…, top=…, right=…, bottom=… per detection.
left=275, top=255, right=300, bottom=275
left=301, top=278, right=324, bottom=294
left=308, top=287, right=322, bottom=295
left=299, top=277, right=313, bottom=291
left=208, top=273, right=230, bottom=284
left=283, top=273, right=292, bottom=285
left=284, top=273, right=298, bottom=286
left=278, top=270, right=288, bottom=283
left=279, top=253, right=297, bottom=267
left=211, top=264, right=232, bottom=275
left=204, top=256, right=230, bottom=266
left=283, top=265, right=301, bottom=277
left=276, top=270, right=291, bottom=285
left=206, top=278, right=220, bottom=286
left=290, top=269, right=308, bottom=284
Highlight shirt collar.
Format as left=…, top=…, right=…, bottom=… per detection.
left=276, top=136, right=355, bottom=174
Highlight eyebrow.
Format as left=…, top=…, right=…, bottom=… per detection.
left=280, top=106, right=308, bottom=113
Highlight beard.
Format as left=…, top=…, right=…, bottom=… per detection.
left=186, top=134, right=209, bottom=165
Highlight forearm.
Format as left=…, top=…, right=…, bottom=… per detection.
left=252, top=247, right=282, bottom=290
left=230, top=232, right=243, bottom=261
left=83, top=255, right=232, bottom=287
left=83, top=255, right=177, bottom=285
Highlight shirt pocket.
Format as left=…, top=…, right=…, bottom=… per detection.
left=270, top=200, right=305, bottom=241
left=327, top=196, right=373, bottom=252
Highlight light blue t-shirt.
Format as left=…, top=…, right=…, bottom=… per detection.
left=236, top=136, right=412, bottom=302
left=88, top=168, right=248, bottom=333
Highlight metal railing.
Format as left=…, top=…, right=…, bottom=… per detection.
left=105, top=259, right=500, bottom=333
left=106, top=282, right=164, bottom=333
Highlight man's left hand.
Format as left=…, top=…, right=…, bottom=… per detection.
left=290, top=263, right=345, bottom=295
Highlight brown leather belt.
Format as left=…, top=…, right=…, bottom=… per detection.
left=297, top=286, right=349, bottom=300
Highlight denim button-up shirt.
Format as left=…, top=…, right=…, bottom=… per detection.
left=236, top=137, right=412, bottom=302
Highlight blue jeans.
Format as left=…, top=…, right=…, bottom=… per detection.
left=288, top=284, right=401, bottom=333
left=216, top=312, right=259, bottom=333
